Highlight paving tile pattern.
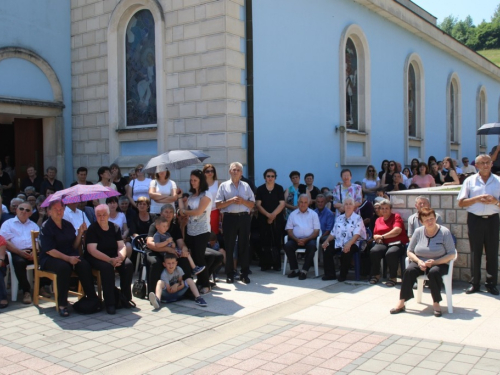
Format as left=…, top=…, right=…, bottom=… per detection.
left=160, top=321, right=500, bottom=375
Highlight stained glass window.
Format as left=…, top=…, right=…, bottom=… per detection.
left=450, top=82, right=455, bottom=142
left=126, top=10, right=157, bottom=126
left=408, top=63, right=416, bottom=137
left=345, top=38, right=358, bottom=130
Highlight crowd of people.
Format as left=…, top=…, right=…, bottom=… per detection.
left=0, top=152, right=498, bottom=319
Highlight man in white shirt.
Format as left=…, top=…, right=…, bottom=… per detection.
left=458, top=154, right=500, bottom=295
left=461, top=157, right=477, bottom=176
left=284, top=194, right=320, bottom=280
left=63, top=203, right=90, bottom=235
left=0, top=202, right=40, bottom=303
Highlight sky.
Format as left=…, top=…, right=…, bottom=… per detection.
left=411, top=0, right=499, bottom=25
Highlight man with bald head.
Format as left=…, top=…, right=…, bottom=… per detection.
left=407, top=196, right=443, bottom=239
left=0, top=201, right=40, bottom=303
left=284, top=194, right=320, bottom=280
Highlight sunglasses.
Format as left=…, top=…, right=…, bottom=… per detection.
left=135, top=168, right=143, bottom=172
left=18, top=207, right=32, bottom=213
left=266, top=175, right=276, bottom=178
left=204, top=169, right=214, bottom=173
left=368, top=169, right=375, bottom=172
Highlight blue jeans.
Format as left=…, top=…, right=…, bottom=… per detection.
left=161, top=281, right=188, bottom=303
left=0, top=266, right=7, bottom=301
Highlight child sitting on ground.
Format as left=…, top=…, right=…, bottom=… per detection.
left=153, top=217, right=205, bottom=275
left=149, top=252, right=207, bottom=309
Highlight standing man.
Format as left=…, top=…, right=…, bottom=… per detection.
left=40, top=166, right=64, bottom=196
left=70, top=167, right=94, bottom=186
left=215, top=162, right=255, bottom=284
left=458, top=154, right=500, bottom=295
left=0, top=201, right=40, bottom=303
left=305, top=173, right=321, bottom=209
left=20, top=164, right=44, bottom=194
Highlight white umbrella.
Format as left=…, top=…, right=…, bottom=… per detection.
left=477, top=123, right=500, bottom=135
left=143, top=150, right=210, bottom=173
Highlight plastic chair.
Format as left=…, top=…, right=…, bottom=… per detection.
left=6, top=251, right=34, bottom=301
left=404, top=253, right=457, bottom=314
left=282, top=231, right=321, bottom=277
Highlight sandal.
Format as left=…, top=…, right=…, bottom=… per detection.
left=369, top=276, right=380, bottom=285
left=58, top=307, right=70, bottom=317
left=385, top=279, right=397, bottom=287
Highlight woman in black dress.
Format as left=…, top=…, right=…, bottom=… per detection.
left=85, top=204, right=133, bottom=314
left=39, top=200, right=98, bottom=317
left=255, top=168, right=285, bottom=271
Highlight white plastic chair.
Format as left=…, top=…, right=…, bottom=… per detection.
left=404, top=252, right=457, bottom=313
left=6, top=251, right=34, bottom=301
left=282, top=232, right=321, bottom=277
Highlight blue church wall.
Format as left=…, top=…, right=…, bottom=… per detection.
left=252, top=0, right=500, bottom=188
left=0, top=0, right=72, bottom=185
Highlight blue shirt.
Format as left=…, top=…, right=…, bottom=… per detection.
left=215, top=179, right=255, bottom=213
left=314, top=207, right=334, bottom=234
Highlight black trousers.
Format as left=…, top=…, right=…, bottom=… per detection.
left=400, top=261, right=449, bottom=303
left=186, top=232, right=210, bottom=288
left=43, top=256, right=97, bottom=306
left=146, top=251, right=191, bottom=289
left=222, top=213, right=251, bottom=276
left=324, top=244, right=359, bottom=279
left=11, top=253, right=33, bottom=294
left=284, top=239, right=317, bottom=272
left=85, top=255, right=133, bottom=307
left=467, top=213, right=499, bottom=287
left=370, top=243, right=404, bottom=278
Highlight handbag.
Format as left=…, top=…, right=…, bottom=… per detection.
left=114, top=286, right=137, bottom=309
left=72, top=296, right=102, bottom=314
left=132, top=277, right=146, bottom=299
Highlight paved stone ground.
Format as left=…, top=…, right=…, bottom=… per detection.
left=1, top=267, right=500, bottom=374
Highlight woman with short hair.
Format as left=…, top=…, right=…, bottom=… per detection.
left=390, top=208, right=456, bottom=316
left=85, top=204, right=134, bottom=314
left=126, top=164, right=152, bottom=209
left=39, top=200, right=98, bottom=317
left=284, top=171, right=308, bottom=218
left=332, top=169, right=362, bottom=218
left=369, top=199, right=409, bottom=287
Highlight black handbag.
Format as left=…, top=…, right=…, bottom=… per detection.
left=132, top=278, right=146, bottom=299
left=114, top=286, right=136, bottom=309
left=72, top=296, right=102, bottom=314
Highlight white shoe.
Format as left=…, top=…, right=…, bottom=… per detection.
left=148, top=292, right=160, bottom=310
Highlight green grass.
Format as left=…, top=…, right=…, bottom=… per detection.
left=477, top=49, right=500, bottom=66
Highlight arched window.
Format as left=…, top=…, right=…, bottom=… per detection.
left=477, top=86, right=487, bottom=154
left=126, top=10, right=157, bottom=127
left=404, top=54, right=424, bottom=164
left=339, top=25, right=370, bottom=166
left=446, top=73, right=461, bottom=159
left=345, top=38, right=358, bottom=130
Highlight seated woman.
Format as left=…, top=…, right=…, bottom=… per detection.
left=391, top=208, right=456, bottom=316
left=129, top=196, right=155, bottom=238
left=429, top=162, right=443, bottom=186
left=0, top=235, right=8, bottom=308
left=370, top=199, right=409, bottom=287
left=411, top=162, right=436, bottom=188
left=85, top=204, right=134, bottom=314
left=321, top=198, right=366, bottom=281
left=441, top=156, right=460, bottom=185
left=38, top=200, right=98, bottom=317
left=106, top=196, right=132, bottom=257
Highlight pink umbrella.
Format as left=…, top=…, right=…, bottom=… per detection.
left=41, top=185, right=121, bottom=207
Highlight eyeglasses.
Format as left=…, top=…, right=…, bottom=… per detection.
left=477, top=161, right=491, bottom=166
left=204, top=169, right=214, bottom=174
left=266, top=175, right=276, bottom=178
left=18, top=207, right=31, bottom=213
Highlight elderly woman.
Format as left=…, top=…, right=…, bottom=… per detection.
left=85, top=204, right=133, bottom=314
left=332, top=169, right=362, bottom=218
left=256, top=168, right=285, bottom=271
left=391, top=208, right=456, bottom=316
left=412, top=162, right=436, bottom=188
left=126, top=164, right=152, bottom=209
left=179, top=170, right=212, bottom=293
left=441, top=156, right=460, bottom=185
left=370, top=199, right=409, bottom=287
left=39, top=200, right=98, bottom=317
left=321, top=198, right=366, bottom=281
left=149, top=169, right=177, bottom=215
left=0, top=235, right=8, bottom=308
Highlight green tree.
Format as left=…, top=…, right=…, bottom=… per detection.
left=439, top=15, right=457, bottom=35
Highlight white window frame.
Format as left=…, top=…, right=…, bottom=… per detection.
left=476, top=86, right=487, bottom=155
left=446, top=72, right=461, bottom=159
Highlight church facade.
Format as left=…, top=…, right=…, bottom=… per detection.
left=1, top=0, right=499, bottom=188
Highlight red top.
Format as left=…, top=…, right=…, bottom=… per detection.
left=374, top=213, right=409, bottom=244
left=0, top=235, right=6, bottom=248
